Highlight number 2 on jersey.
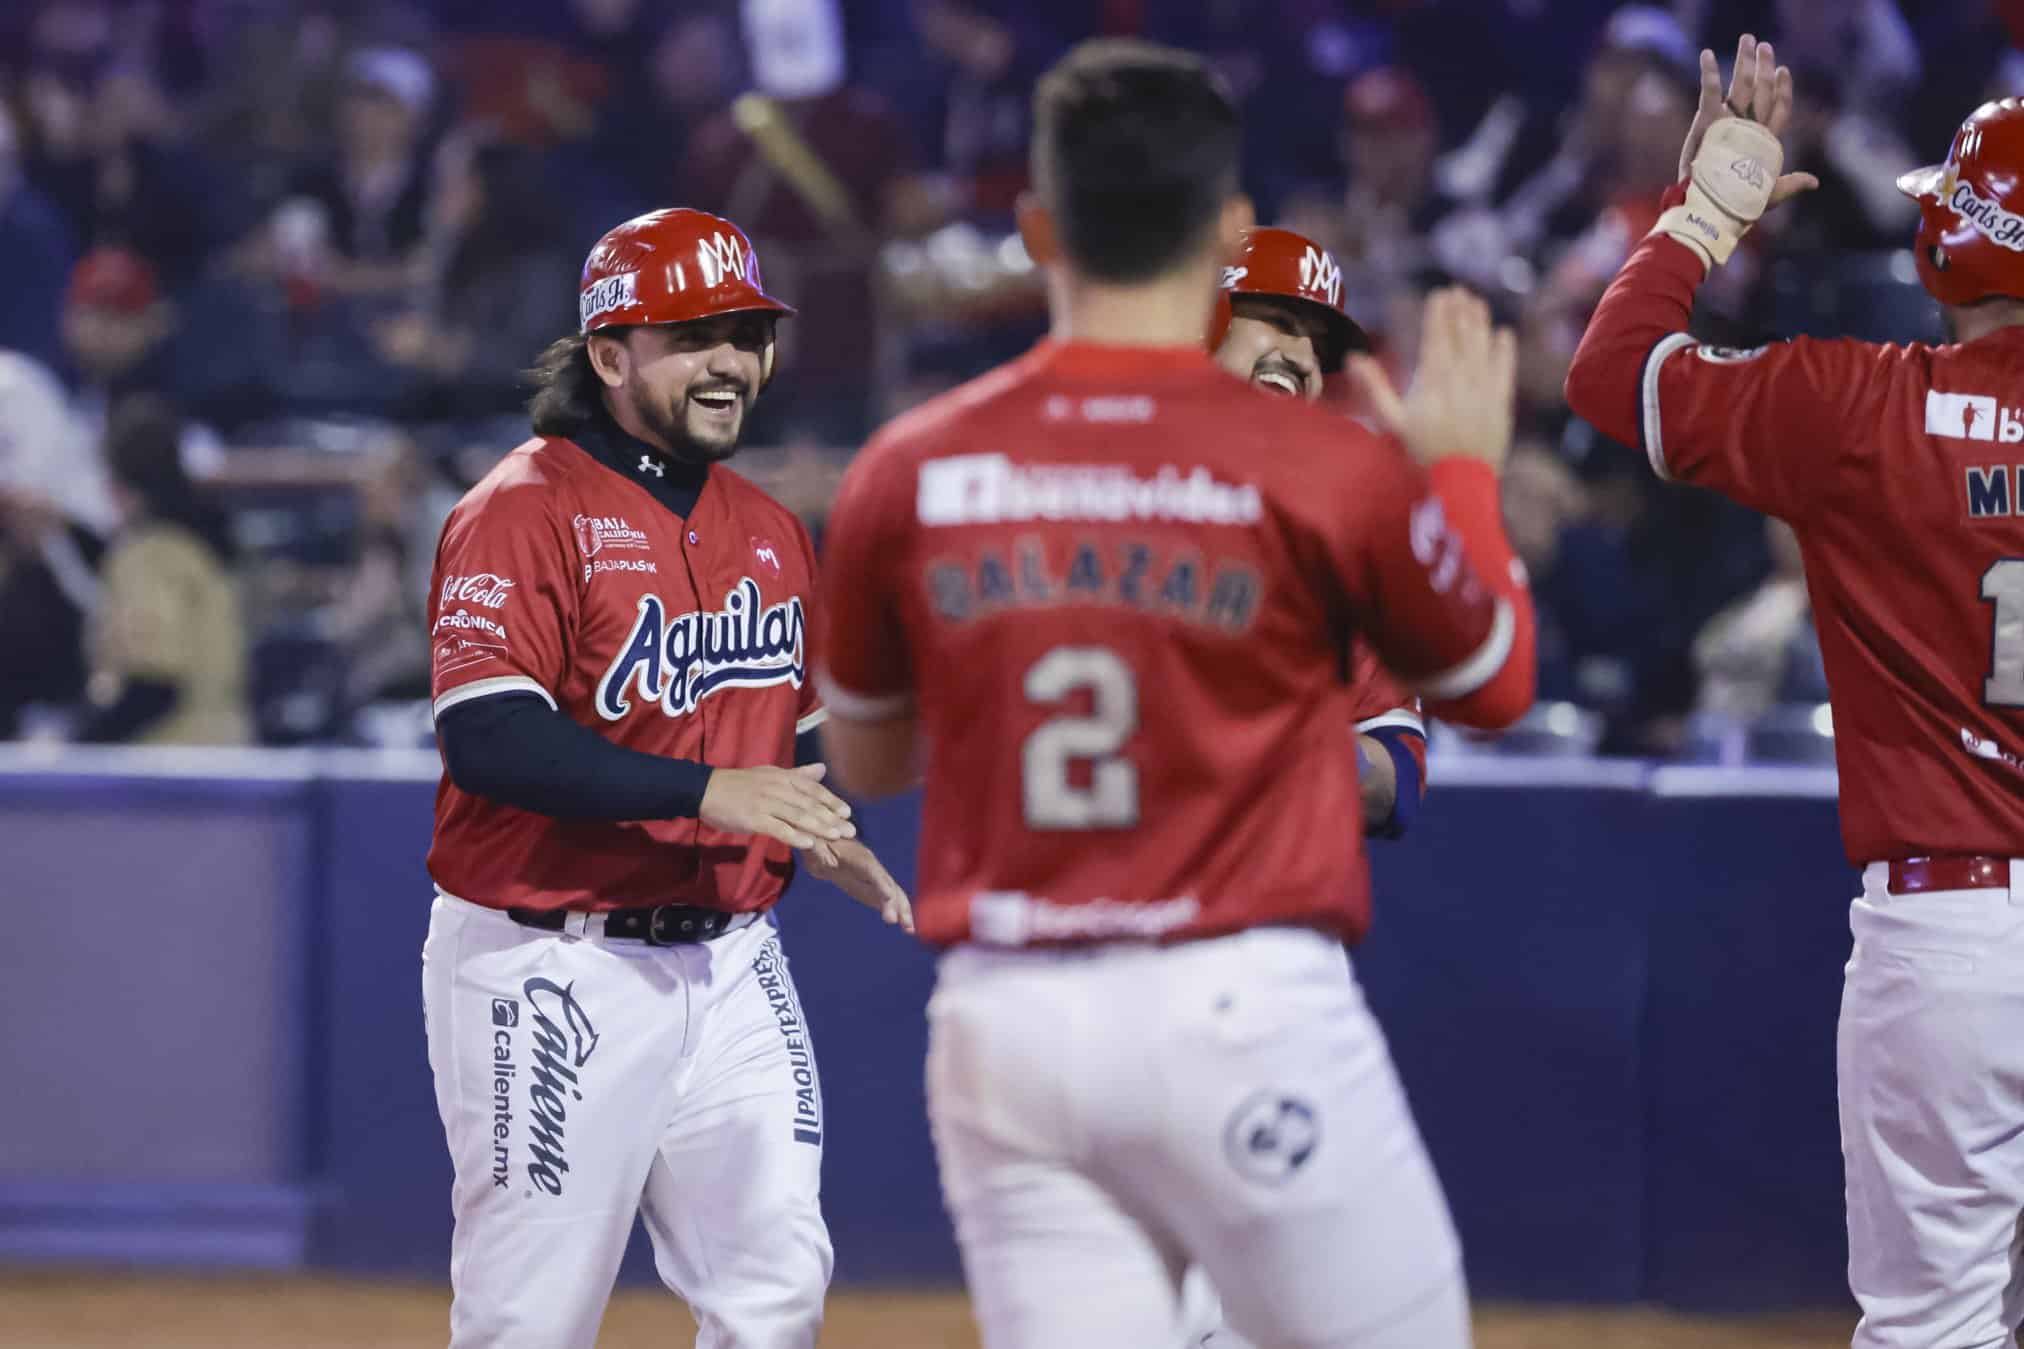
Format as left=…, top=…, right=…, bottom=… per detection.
left=1022, top=647, right=1140, bottom=829
left=1986, top=560, right=2024, bottom=707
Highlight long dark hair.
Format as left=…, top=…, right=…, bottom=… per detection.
left=104, top=395, right=235, bottom=560
left=526, top=333, right=612, bottom=438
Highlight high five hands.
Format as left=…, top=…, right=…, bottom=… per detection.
left=1660, top=34, right=1820, bottom=271
left=1681, top=34, right=1819, bottom=207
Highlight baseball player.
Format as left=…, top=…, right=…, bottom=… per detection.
left=1564, top=37, right=2024, bottom=1348
left=1210, top=225, right=1427, bottom=838
left=1179, top=226, right=1430, bottom=1348
left=420, top=206, right=908, bottom=1349
left=816, top=40, right=1536, bottom=1349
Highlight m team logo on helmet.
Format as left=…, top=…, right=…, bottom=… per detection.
left=1299, top=246, right=1343, bottom=309
left=577, top=209, right=793, bottom=337
left=579, top=271, right=638, bottom=328
left=697, top=233, right=752, bottom=288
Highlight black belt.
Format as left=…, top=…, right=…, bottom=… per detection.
left=507, top=903, right=752, bottom=945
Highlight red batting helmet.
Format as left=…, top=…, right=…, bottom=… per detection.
left=577, top=208, right=795, bottom=382
left=1897, top=98, right=2024, bottom=307
left=1208, top=227, right=1368, bottom=372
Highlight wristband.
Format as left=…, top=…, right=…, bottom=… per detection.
left=1653, top=117, right=1782, bottom=268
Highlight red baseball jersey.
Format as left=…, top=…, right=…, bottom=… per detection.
left=426, top=428, right=824, bottom=913
left=818, top=341, right=1530, bottom=948
left=1567, top=216, right=2024, bottom=862
left=1347, top=641, right=1425, bottom=737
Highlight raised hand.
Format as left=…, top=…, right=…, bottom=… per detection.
left=1346, top=287, right=1517, bottom=473
left=1679, top=34, right=1819, bottom=210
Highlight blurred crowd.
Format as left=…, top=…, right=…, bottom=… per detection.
left=0, top=0, right=2017, bottom=754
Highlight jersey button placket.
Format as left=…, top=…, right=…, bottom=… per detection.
left=678, top=520, right=710, bottom=865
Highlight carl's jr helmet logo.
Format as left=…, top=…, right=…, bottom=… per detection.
left=579, top=271, right=637, bottom=327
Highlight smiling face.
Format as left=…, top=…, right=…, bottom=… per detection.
left=591, top=312, right=774, bottom=463
left=1214, top=294, right=1330, bottom=402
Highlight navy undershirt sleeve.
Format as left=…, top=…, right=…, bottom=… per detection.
left=1365, top=727, right=1425, bottom=842
left=438, top=692, right=714, bottom=820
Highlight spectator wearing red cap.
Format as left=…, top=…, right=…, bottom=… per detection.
left=61, top=247, right=178, bottom=409
left=55, top=248, right=223, bottom=507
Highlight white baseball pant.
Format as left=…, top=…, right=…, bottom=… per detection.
left=1841, top=859, right=2024, bottom=1349
left=421, top=892, right=832, bottom=1348
left=927, top=925, right=1471, bottom=1349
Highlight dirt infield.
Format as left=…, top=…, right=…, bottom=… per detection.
left=1, top=1272, right=1855, bottom=1347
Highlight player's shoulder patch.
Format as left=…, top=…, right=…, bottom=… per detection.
left=1692, top=343, right=1771, bottom=365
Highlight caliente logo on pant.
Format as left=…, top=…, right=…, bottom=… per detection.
left=522, top=978, right=600, bottom=1196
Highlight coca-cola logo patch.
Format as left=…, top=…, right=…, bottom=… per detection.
left=440, top=574, right=515, bottom=609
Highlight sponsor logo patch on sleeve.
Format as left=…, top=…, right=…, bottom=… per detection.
left=1926, top=390, right=2002, bottom=442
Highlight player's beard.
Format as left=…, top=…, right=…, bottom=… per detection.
left=632, top=377, right=750, bottom=465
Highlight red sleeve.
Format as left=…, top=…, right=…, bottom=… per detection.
left=1563, top=184, right=1870, bottom=523
left=1345, top=640, right=1424, bottom=738
left=814, top=446, right=915, bottom=720
left=1309, top=430, right=1536, bottom=730
left=428, top=478, right=578, bottom=721
left=1346, top=641, right=1428, bottom=791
